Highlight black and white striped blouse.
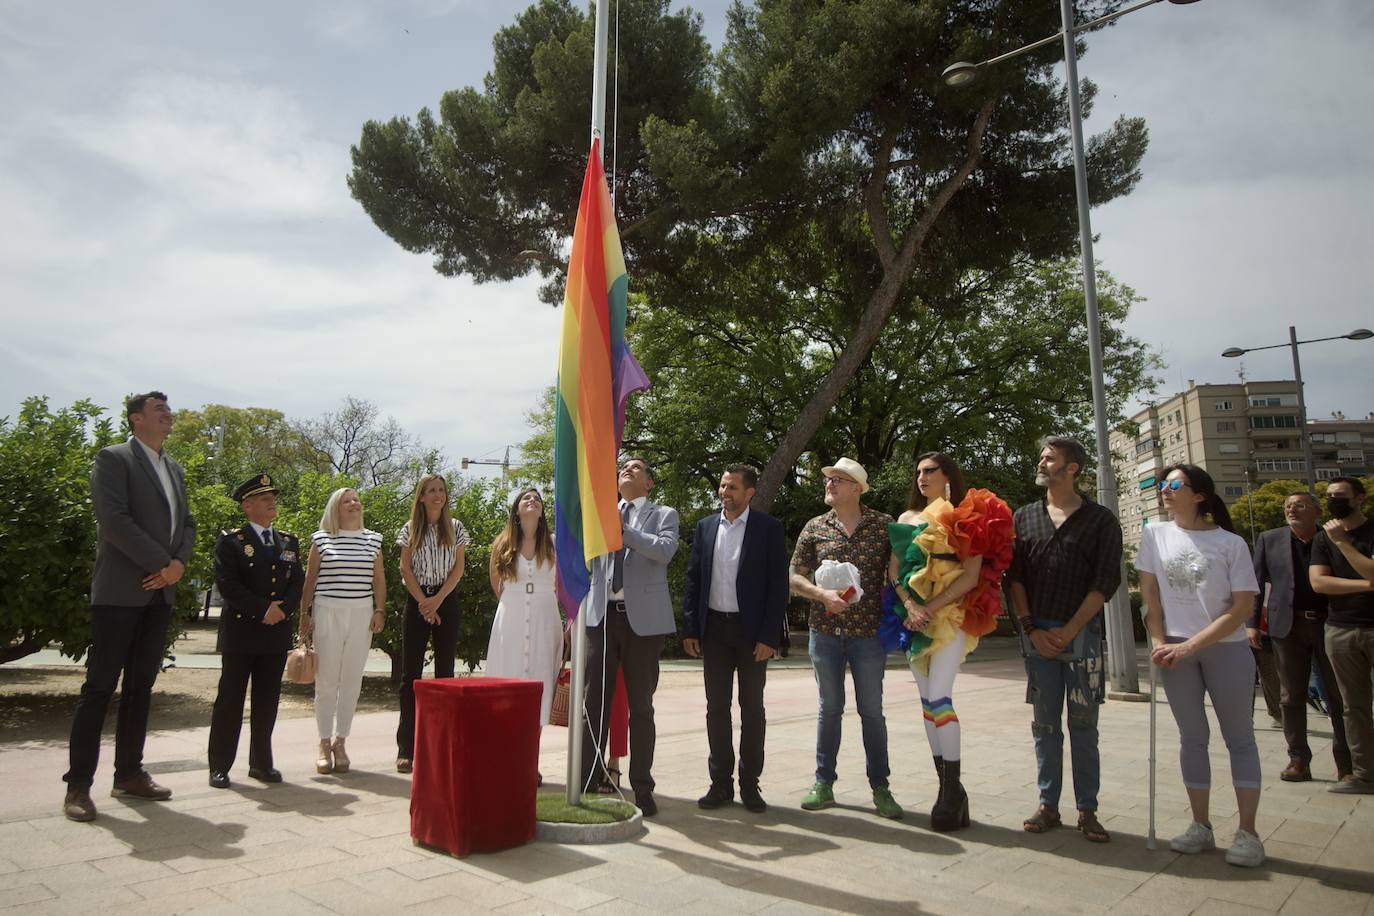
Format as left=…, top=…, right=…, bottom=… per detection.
left=396, top=519, right=471, bottom=588
left=312, top=529, right=384, bottom=600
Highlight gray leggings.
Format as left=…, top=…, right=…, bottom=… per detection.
left=1160, top=639, right=1261, bottom=790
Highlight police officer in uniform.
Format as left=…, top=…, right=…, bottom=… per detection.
left=208, top=473, right=303, bottom=788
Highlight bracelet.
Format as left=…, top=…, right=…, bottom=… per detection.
left=1018, top=616, right=1036, bottom=633
left=373, top=609, right=385, bottom=615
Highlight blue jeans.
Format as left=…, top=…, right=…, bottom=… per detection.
left=809, top=629, right=889, bottom=787
left=1024, top=620, right=1103, bottom=812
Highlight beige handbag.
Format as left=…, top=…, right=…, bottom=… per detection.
left=549, top=665, right=571, bottom=727
left=285, top=641, right=316, bottom=685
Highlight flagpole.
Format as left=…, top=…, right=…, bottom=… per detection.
left=566, top=0, right=612, bottom=807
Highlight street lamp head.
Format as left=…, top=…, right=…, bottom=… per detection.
left=1221, top=347, right=1247, bottom=358
left=1346, top=328, right=1374, bottom=341
left=941, top=62, right=981, bottom=87
left=1167, top=0, right=1203, bottom=4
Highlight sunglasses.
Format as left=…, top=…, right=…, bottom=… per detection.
left=1158, top=479, right=1191, bottom=492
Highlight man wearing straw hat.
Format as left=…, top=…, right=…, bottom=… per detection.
left=207, top=473, right=303, bottom=789
left=789, top=457, right=903, bottom=819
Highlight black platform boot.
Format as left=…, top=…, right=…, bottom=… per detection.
left=931, top=759, right=969, bottom=832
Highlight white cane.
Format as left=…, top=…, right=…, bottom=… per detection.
left=1147, top=646, right=1157, bottom=850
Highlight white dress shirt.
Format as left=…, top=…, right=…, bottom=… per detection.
left=707, top=507, right=749, bottom=614
left=609, top=495, right=647, bottom=601
left=134, top=436, right=178, bottom=536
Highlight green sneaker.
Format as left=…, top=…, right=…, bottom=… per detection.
left=873, top=786, right=904, bottom=819
left=800, top=782, right=835, bottom=810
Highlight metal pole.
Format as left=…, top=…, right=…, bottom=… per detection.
left=1061, top=0, right=1137, bottom=694
left=1290, top=326, right=1317, bottom=495
left=590, top=0, right=609, bottom=149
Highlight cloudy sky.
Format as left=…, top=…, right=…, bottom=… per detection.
left=2, top=0, right=1371, bottom=475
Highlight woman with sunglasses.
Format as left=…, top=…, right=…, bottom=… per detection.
left=887, top=452, right=1012, bottom=831
left=1137, top=464, right=1264, bottom=867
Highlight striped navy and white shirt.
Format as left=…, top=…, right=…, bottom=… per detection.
left=396, top=519, right=471, bottom=588
left=312, top=529, right=384, bottom=600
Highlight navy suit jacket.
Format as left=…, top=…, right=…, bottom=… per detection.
left=681, top=508, right=789, bottom=649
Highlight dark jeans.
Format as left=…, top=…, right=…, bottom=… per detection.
left=1274, top=614, right=1350, bottom=774
left=580, top=608, right=664, bottom=795
left=1025, top=621, right=1104, bottom=812
left=208, top=652, right=288, bottom=772
left=396, top=589, right=460, bottom=758
left=64, top=601, right=172, bottom=788
left=702, top=611, right=768, bottom=791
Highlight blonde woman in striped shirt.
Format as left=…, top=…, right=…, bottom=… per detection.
left=394, top=473, right=470, bottom=773
left=300, top=487, right=385, bottom=774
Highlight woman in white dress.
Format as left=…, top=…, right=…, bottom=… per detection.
left=486, top=488, right=563, bottom=781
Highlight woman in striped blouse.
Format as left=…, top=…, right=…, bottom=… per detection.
left=300, top=487, right=386, bottom=774
left=394, top=473, right=470, bottom=774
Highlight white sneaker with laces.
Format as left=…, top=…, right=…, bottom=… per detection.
left=1170, top=821, right=1216, bottom=854
left=1225, top=829, right=1265, bottom=868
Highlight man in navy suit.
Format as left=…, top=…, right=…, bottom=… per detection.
left=682, top=463, right=789, bottom=813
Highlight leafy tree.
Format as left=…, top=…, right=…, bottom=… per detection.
left=349, top=0, right=1149, bottom=510
left=0, top=399, right=117, bottom=663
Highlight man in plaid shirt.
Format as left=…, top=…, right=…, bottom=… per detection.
left=1007, top=437, right=1122, bottom=843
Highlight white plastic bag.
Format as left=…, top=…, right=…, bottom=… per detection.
left=814, top=558, right=863, bottom=609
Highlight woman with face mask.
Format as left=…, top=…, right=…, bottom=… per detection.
left=1137, top=464, right=1264, bottom=867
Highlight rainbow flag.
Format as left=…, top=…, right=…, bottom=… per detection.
left=554, top=139, right=649, bottom=619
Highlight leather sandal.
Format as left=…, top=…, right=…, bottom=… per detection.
left=597, top=767, right=622, bottom=795
left=1077, top=810, right=1110, bottom=843
left=1022, top=805, right=1062, bottom=833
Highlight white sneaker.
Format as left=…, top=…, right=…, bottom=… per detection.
left=1225, top=829, right=1265, bottom=868
left=1170, top=821, right=1216, bottom=854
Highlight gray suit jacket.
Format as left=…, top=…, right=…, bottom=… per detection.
left=587, top=499, right=679, bottom=637
left=90, top=438, right=196, bottom=607
left=1251, top=525, right=1323, bottom=639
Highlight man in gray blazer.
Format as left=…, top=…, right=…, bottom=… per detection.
left=579, top=457, right=679, bottom=816
left=1252, top=491, right=1348, bottom=783
left=63, top=391, right=196, bottom=822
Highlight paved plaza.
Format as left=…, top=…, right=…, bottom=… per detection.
left=1, top=639, right=1371, bottom=915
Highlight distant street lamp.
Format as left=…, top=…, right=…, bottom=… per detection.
left=942, top=0, right=1201, bottom=697
left=1221, top=327, right=1373, bottom=494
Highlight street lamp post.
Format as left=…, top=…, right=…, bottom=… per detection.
left=942, top=0, right=1201, bottom=695
left=1221, top=327, right=1373, bottom=494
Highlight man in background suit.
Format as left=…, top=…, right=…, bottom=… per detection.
left=208, top=473, right=303, bottom=789
left=682, top=463, right=788, bottom=813
left=63, top=391, right=195, bottom=822
left=579, top=457, right=679, bottom=816
left=1252, top=491, right=1348, bottom=783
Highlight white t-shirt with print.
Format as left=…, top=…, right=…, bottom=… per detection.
left=1136, top=521, right=1259, bottom=643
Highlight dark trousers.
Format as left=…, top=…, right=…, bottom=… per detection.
left=702, top=611, right=768, bottom=791
left=64, top=601, right=172, bottom=788
left=1325, top=624, right=1374, bottom=781
left=396, top=590, right=459, bottom=758
left=208, top=652, right=288, bottom=772
left=580, top=608, right=664, bottom=795
left=1253, top=638, right=1282, bottom=721
left=1275, top=615, right=1350, bottom=774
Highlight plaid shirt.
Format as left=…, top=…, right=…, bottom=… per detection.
left=1008, top=498, right=1122, bottom=624
left=790, top=505, right=894, bottom=637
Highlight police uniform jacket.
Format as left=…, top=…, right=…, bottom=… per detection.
left=214, top=525, right=304, bottom=655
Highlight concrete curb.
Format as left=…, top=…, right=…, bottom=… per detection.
left=536, top=808, right=645, bottom=844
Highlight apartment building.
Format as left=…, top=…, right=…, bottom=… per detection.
left=1110, top=381, right=1374, bottom=552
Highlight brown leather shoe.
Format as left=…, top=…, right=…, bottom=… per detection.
left=111, top=771, right=172, bottom=800
left=1280, top=760, right=1312, bottom=782
left=63, top=787, right=96, bottom=822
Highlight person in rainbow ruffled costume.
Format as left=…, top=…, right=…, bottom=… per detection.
left=883, top=452, right=1013, bottom=831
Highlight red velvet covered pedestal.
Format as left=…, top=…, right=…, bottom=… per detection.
left=410, top=677, right=543, bottom=857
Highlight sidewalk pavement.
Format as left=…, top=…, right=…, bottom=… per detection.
left=1, top=640, right=1371, bottom=915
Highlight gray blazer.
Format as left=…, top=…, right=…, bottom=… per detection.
left=1251, top=525, right=1322, bottom=639
left=587, top=499, right=679, bottom=637
left=90, top=438, right=196, bottom=607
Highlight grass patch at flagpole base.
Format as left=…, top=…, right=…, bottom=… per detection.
left=535, top=792, right=644, bottom=844
left=536, top=792, right=637, bottom=824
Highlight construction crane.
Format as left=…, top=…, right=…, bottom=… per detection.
left=461, top=446, right=515, bottom=479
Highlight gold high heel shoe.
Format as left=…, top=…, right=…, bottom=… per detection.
left=331, top=737, right=350, bottom=773
left=316, top=739, right=333, bottom=774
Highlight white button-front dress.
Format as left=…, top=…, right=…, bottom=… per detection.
left=484, top=556, right=563, bottom=727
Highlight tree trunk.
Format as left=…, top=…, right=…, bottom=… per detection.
left=753, top=102, right=997, bottom=510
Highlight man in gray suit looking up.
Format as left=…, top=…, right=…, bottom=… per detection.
left=1252, top=491, right=1348, bottom=784
left=62, top=391, right=196, bottom=822
left=579, top=457, right=679, bottom=817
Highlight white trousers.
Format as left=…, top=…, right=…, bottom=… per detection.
left=313, top=595, right=373, bottom=739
